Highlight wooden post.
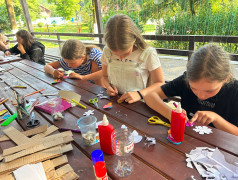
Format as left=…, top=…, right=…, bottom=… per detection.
left=20, top=0, right=33, bottom=33
left=188, top=41, right=195, bottom=60
left=57, top=34, right=62, bottom=53
left=93, top=0, right=103, bottom=44
left=5, top=0, right=17, bottom=32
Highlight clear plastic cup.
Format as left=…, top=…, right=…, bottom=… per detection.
left=77, top=116, right=97, bottom=146
left=112, top=128, right=134, bottom=177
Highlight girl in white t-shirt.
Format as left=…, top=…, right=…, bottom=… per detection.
left=102, top=14, right=164, bottom=103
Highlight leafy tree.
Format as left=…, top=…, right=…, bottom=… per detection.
left=0, top=1, right=11, bottom=30
left=48, top=0, right=82, bottom=20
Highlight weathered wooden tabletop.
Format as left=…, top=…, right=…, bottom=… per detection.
left=0, top=60, right=237, bottom=180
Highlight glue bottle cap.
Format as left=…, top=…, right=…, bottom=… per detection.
left=176, top=103, right=182, bottom=113
left=102, top=114, right=109, bottom=126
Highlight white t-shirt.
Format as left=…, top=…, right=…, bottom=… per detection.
left=101, top=46, right=161, bottom=93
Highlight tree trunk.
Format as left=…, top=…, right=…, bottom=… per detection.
left=5, top=0, right=17, bottom=32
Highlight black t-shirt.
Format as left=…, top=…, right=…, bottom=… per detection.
left=161, top=72, right=238, bottom=127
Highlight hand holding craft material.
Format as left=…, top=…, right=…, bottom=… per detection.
left=148, top=116, right=171, bottom=128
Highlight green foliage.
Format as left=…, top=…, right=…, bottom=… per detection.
left=0, top=2, right=11, bottom=31
left=37, top=22, right=44, bottom=28
left=47, top=0, right=82, bottom=20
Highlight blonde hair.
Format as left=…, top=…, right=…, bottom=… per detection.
left=104, top=14, right=148, bottom=51
left=61, top=39, right=101, bottom=60
left=186, top=44, right=233, bottom=83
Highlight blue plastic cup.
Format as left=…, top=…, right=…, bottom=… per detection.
left=91, top=149, right=104, bottom=165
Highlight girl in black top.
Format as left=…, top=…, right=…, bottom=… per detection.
left=4, top=30, right=45, bottom=65
left=145, top=44, right=238, bottom=136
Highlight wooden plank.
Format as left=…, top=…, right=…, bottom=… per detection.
left=19, top=0, right=33, bottom=32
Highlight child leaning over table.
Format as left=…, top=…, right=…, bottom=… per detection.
left=101, top=14, right=164, bottom=104
left=44, top=39, right=104, bottom=87
left=144, top=44, right=238, bottom=136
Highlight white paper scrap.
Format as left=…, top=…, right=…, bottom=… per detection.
left=83, top=110, right=94, bottom=116
left=13, top=163, right=47, bottom=180
left=193, top=126, right=213, bottom=134
left=132, top=130, right=142, bottom=144
left=186, top=147, right=238, bottom=180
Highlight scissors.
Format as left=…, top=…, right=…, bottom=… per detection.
left=148, top=116, right=171, bottom=128
left=89, top=98, right=99, bottom=109
left=26, top=112, right=40, bottom=128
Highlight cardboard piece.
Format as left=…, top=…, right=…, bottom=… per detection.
left=0, top=144, right=73, bottom=174
left=0, top=125, right=48, bottom=142
left=3, top=127, right=31, bottom=145
left=58, top=90, right=81, bottom=102
left=31, top=125, right=58, bottom=139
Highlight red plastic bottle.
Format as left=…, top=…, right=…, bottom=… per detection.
left=169, top=103, right=186, bottom=144
left=94, top=161, right=108, bottom=180
left=98, top=114, right=115, bottom=155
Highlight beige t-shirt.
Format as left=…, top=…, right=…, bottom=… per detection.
left=101, top=46, right=161, bottom=93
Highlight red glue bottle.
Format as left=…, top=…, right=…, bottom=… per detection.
left=94, top=161, right=108, bottom=180
left=167, top=102, right=186, bottom=145
left=98, top=114, right=115, bottom=155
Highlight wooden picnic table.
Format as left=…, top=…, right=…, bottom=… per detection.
left=0, top=60, right=237, bottom=180
left=0, top=55, right=22, bottom=65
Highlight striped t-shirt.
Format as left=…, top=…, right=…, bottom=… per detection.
left=58, top=48, right=102, bottom=75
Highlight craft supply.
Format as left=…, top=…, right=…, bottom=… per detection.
left=27, top=99, right=39, bottom=114
left=26, top=112, right=40, bottom=128
left=51, top=79, right=61, bottom=84
left=0, top=114, right=10, bottom=122
left=0, top=109, right=7, bottom=116
left=42, top=93, right=58, bottom=96
left=148, top=116, right=171, bottom=127
left=103, top=102, right=113, bottom=109
left=59, top=128, right=81, bottom=133
left=91, top=149, right=105, bottom=165
left=98, top=114, right=115, bottom=155
left=71, top=99, right=86, bottom=109
left=89, top=98, right=99, bottom=109
left=25, top=89, right=45, bottom=97
left=3, top=126, right=31, bottom=145
left=193, top=126, right=213, bottom=134
left=167, top=102, right=186, bottom=145
left=94, top=161, right=108, bottom=180
left=13, top=86, right=27, bottom=88
left=1, top=105, right=30, bottom=126
left=35, top=97, right=71, bottom=114
left=83, top=110, right=94, bottom=116
left=58, top=90, right=81, bottom=102
left=0, top=98, right=8, bottom=105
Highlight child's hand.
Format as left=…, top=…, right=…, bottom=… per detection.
left=106, top=85, right=118, bottom=96
left=190, top=111, right=218, bottom=125
left=4, top=51, right=11, bottom=56
left=118, top=92, right=141, bottom=104
left=53, top=70, right=64, bottom=78
left=68, top=72, right=84, bottom=79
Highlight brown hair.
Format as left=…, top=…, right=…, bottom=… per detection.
left=61, top=39, right=101, bottom=60
left=186, top=44, right=233, bottom=83
left=104, top=14, right=148, bottom=51
left=16, top=30, right=34, bottom=50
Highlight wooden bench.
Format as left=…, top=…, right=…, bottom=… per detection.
left=44, top=54, right=60, bottom=64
